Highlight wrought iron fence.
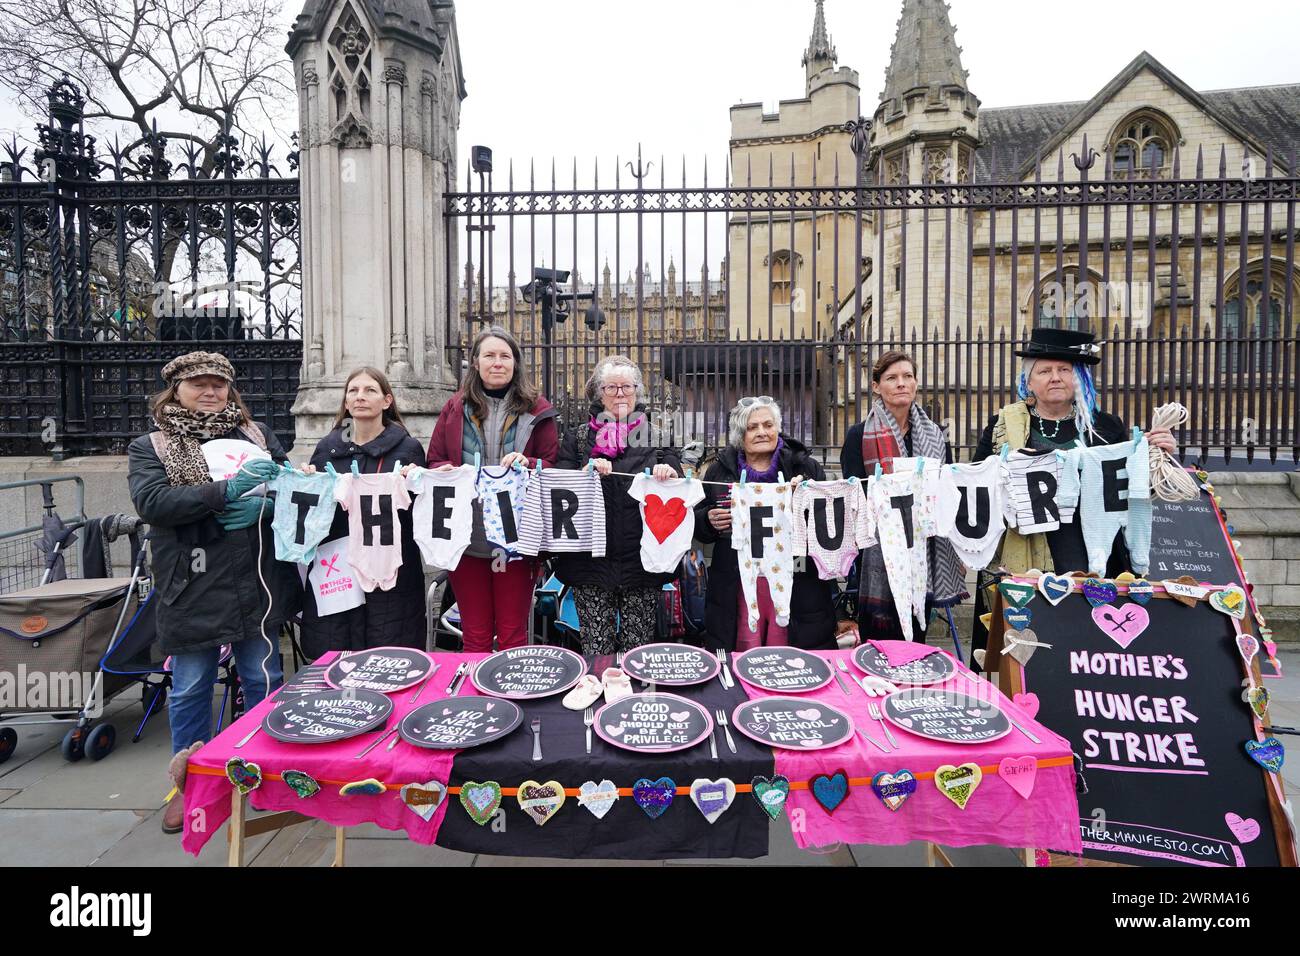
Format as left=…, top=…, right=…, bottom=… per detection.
left=445, top=133, right=1300, bottom=468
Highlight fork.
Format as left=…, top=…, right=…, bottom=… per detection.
left=833, top=657, right=855, bottom=696
left=868, top=700, right=898, bottom=749
left=714, top=708, right=737, bottom=754
left=717, top=649, right=734, bottom=689
left=583, top=707, right=594, bottom=754
left=531, top=717, right=543, bottom=761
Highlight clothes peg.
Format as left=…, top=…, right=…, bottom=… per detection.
left=392, top=460, right=402, bottom=473
left=645, top=467, right=652, bottom=477
left=740, top=468, right=748, bottom=487
left=473, top=451, right=481, bottom=471
left=1000, top=444, right=1011, bottom=462
left=874, top=462, right=883, bottom=479
left=350, top=459, right=360, bottom=476
left=685, top=465, right=695, bottom=480
left=848, top=475, right=857, bottom=485
left=325, top=462, right=338, bottom=477
left=777, top=471, right=785, bottom=484
left=1131, top=425, right=1143, bottom=442
left=535, top=458, right=543, bottom=476
left=915, top=457, right=925, bottom=475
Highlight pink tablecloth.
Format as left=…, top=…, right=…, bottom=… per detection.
left=741, top=648, right=1082, bottom=854
left=182, top=652, right=476, bottom=856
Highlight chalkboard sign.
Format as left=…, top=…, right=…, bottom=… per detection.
left=732, top=697, right=854, bottom=750
left=733, top=647, right=833, bottom=693
left=326, top=647, right=435, bottom=694
left=1149, top=485, right=1242, bottom=587
left=882, top=689, right=1011, bottom=745
left=472, top=646, right=587, bottom=699
left=853, top=644, right=956, bottom=686
left=262, top=689, right=392, bottom=744
left=399, top=696, right=523, bottom=749
left=593, top=693, right=713, bottom=753
left=621, top=643, right=720, bottom=686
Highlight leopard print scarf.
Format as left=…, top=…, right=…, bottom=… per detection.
left=153, top=402, right=245, bottom=486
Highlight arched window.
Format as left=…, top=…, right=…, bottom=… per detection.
left=1109, top=110, right=1177, bottom=180
left=767, top=250, right=799, bottom=306
left=1220, top=263, right=1293, bottom=373
left=1031, top=266, right=1105, bottom=333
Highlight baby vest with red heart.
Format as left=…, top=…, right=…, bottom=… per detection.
left=627, top=473, right=706, bottom=573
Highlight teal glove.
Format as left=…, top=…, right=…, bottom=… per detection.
left=224, top=458, right=282, bottom=501
left=217, top=496, right=269, bottom=531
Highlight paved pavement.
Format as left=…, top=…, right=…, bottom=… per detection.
left=2, top=649, right=1295, bottom=867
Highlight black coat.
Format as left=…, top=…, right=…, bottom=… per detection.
left=300, top=423, right=429, bottom=659
left=551, top=411, right=684, bottom=592
left=693, top=436, right=837, bottom=651
left=127, top=422, right=302, bottom=655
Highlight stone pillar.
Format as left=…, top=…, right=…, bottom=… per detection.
left=286, top=0, right=465, bottom=458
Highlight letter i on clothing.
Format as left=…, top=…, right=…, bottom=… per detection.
left=268, top=470, right=338, bottom=563
left=792, top=478, right=865, bottom=580
left=475, top=466, right=530, bottom=557
left=858, top=465, right=936, bottom=642
left=406, top=464, right=478, bottom=570
left=730, top=481, right=795, bottom=629
left=334, top=471, right=411, bottom=591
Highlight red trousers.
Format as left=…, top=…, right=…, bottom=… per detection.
left=447, top=556, right=537, bottom=653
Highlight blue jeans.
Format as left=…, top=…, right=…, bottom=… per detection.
left=168, top=637, right=283, bottom=754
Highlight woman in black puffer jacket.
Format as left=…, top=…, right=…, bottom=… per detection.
left=553, top=355, right=683, bottom=655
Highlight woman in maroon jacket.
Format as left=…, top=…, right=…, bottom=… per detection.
left=426, top=326, right=559, bottom=651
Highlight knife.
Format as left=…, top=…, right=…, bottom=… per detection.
left=833, top=671, right=853, bottom=696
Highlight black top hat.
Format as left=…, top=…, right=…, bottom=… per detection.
left=1015, top=327, right=1101, bottom=365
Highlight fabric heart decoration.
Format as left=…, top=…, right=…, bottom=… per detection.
left=1244, top=737, right=1285, bottom=773
left=1225, top=811, right=1261, bottom=844
left=1243, top=685, right=1270, bottom=720
left=935, top=763, right=983, bottom=809
left=871, top=770, right=917, bottom=811
left=632, top=777, right=676, bottom=819
left=644, top=495, right=688, bottom=544
left=517, top=780, right=566, bottom=826
left=400, top=780, right=447, bottom=821
left=281, top=769, right=320, bottom=799
left=689, top=778, right=736, bottom=824
left=459, top=781, right=503, bottom=825
left=1003, top=607, right=1032, bottom=631
left=1012, top=692, right=1040, bottom=719
left=225, top=757, right=262, bottom=795
left=972, top=649, right=986, bottom=669
left=1210, top=586, right=1248, bottom=619
left=998, top=581, right=1036, bottom=609
left=577, top=780, right=619, bottom=820
left=1081, top=579, right=1118, bottom=608
left=1090, top=602, right=1150, bottom=649
left=751, top=775, right=790, bottom=821
left=1126, top=580, right=1154, bottom=605
left=1236, top=634, right=1259, bottom=666
left=1163, top=577, right=1208, bottom=607
left=339, top=778, right=386, bottom=796
left=998, top=756, right=1038, bottom=799
left=810, top=770, right=850, bottom=814
left=1005, top=629, right=1039, bottom=667
left=1037, top=572, right=1073, bottom=606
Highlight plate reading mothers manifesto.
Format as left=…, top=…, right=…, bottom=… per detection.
left=882, top=689, right=1011, bottom=745
left=325, top=647, right=435, bottom=694
left=398, top=696, right=523, bottom=749
left=731, top=697, right=854, bottom=750
left=620, top=643, right=720, bottom=686
left=852, top=643, right=956, bottom=686
left=471, top=645, right=587, bottom=699
left=262, top=689, right=393, bottom=744
left=732, top=646, right=833, bottom=693
left=593, top=693, right=714, bottom=753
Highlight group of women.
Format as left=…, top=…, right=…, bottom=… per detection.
left=131, top=325, right=1175, bottom=832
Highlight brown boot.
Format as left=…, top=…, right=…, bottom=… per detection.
left=161, top=791, right=185, bottom=834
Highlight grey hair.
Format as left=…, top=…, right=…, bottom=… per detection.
left=1020, top=357, right=1097, bottom=437
left=728, top=397, right=783, bottom=448
left=585, top=354, right=646, bottom=405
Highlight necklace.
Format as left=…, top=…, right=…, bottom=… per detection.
left=1032, top=404, right=1074, bottom=440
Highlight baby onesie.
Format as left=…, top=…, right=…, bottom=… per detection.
left=857, top=465, right=938, bottom=642
left=1002, top=449, right=1080, bottom=534
left=333, top=471, right=411, bottom=592
left=267, top=470, right=338, bottom=564
left=517, top=469, right=607, bottom=557
left=935, top=456, right=1008, bottom=570
left=1063, top=436, right=1152, bottom=576
left=406, top=465, right=478, bottom=570
left=475, top=466, right=531, bottom=557
left=626, top=474, right=705, bottom=573
left=791, top=479, right=865, bottom=580
left=731, top=481, right=796, bottom=630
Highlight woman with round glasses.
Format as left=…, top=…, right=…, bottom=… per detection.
left=553, top=354, right=683, bottom=655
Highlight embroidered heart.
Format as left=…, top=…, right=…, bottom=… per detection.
left=972, top=649, right=986, bottom=668
left=340, top=778, right=385, bottom=796
left=751, top=775, right=790, bottom=821
left=787, top=657, right=806, bottom=670
left=810, top=770, right=850, bottom=814
left=998, top=581, right=1036, bottom=609
left=577, top=780, right=619, bottom=820
left=1265, top=640, right=1278, bottom=661
left=1081, top=579, right=1118, bottom=608
left=459, top=781, right=503, bottom=825
left=225, top=757, right=262, bottom=795
left=1003, top=607, right=1032, bottom=631
left=669, top=711, right=689, bottom=722
left=1244, top=737, right=1284, bottom=773
left=400, top=780, right=447, bottom=821
left=281, top=769, right=319, bottom=799
left=1126, top=580, right=1154, bottom=605
left=644, top=494, right=688, bottom=544
left=1091, top=602, right=1150, bottom=649
left=1225, top=812, right=1261, bottom=844
left=1163, top=577, right=1208, bottom=607
left=1211, top=587, right=1248, bottom=619
left=1037, top=572, right=1073, bottom=606
left=632, top=777, right=675, bottom=819
left=1243, top=685, right=1270, bottom=720
left=794, top=708, right=821, bottom=721
left=871, top=770, right=917, bottom=811
left=517, top=780, right=566, bottom=825
left=935, top=763, right=983, bottom=809
left=690, top=778, right=736, bottom=824
left=1236, top=634, right=1259, bottom=665
left=1005, top=629, right=1039, bottom=666
left=998, top=756, right=1038, bottom=799
left=1012, top=692, right=1040, bottom=719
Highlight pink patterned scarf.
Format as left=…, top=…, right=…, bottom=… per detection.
left=590, top=414, right=645, bottom=458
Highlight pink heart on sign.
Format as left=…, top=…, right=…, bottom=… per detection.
left=484, top=702, right=494, bottom=711
left=787, top=657, right=806, bottom=670
left=1012, top=693, right=1040, bottom=719
left=799, top=739, right=822, bottom=748
left=1225, top=812, right=1260, bottom=844
left=337, top=661, right=356, bottom=673
left=405, top=669, right=423, bottom=679
left=484, top=726, right=499, bottom=734
left=669, top=711, right=689, bottom=721
left=795, top=708, right=821, bottom=721
left=998, top=756, right=1038, bottom=799
left=442, top=708, right=452, bottom=716
left=1090, top=602, right=1150, bottom=649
